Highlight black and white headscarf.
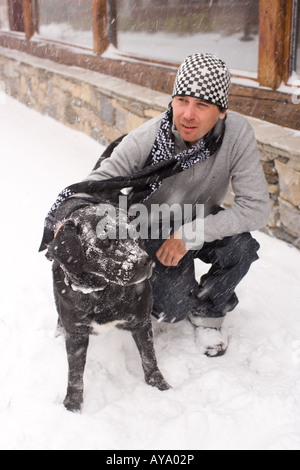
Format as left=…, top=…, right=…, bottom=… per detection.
left=39, top=108, right=225, bottom=252
left=173, top=53, right=231, bottom=110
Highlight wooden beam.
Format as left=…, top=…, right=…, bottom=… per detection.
left=92, top=0, right=109, bottom=55
left=258, top=0, right=286, bottom=90
left=258, top=0, right=294, bottom=88
left=22, top=0, right=34, bottom=40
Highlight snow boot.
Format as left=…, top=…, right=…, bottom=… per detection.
left=195, top=327, right=228, bottom=357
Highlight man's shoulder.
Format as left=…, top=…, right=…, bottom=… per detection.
left=226, top=111, right=252, bottom=133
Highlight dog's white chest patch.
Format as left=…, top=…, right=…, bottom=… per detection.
left=91, top=320, right=127, bottom=335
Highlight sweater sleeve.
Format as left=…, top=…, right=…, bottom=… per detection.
left=182, top=118, right=270, bottom=248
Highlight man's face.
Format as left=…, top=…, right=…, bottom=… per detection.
left=172, top=96, right=226, bottom=145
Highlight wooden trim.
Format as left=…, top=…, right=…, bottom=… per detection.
left=22, top=0, right=34, bottom=40
left=258, top=0, right=294, bottom=88
left=258, top=0, right=284, bottom=89
left=92, top=0, right=109, bottom=55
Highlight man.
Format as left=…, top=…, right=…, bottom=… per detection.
left=47, top=53, right=270, bottom=357
left=83, top=53, right=270, bottom=357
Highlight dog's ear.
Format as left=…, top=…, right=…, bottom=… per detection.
left=47, top=220, right=86, bottom=274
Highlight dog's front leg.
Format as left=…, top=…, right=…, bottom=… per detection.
left=131, top=319, right=170, bottom=391
left=63, top=332, right=89, bottom=413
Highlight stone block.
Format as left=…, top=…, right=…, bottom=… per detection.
left=268, top=184, right=279, bottom=195
left=100, top=96, right=115, bottom=126
left=279, top=197, right=300, bottom=238
left=275, top=160, right=300, bottom=209
left=64, top=103, right=78, bottom=126
left=262, top=161, right=278, bottom=185
left=268, top=200, right=280, bottom=228
left=115, top=108, right=126, bottom=132
left=71, top=82, right=93, bottom=104
left=144, top=108, right=162, bottom=119
left=124, top=111, right=146, bottom=133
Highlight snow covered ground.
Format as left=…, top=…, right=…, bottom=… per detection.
left=0, top=96, right=299, bottom=450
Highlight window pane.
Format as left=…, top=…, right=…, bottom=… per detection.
left=38, top=0, right=93, bottom=48
left=116, top=0, right=259, bottom=73
left=0, top=0, right=9, bottom=30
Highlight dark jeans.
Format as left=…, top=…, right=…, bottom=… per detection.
left=145, top=232, right=260, bottom=324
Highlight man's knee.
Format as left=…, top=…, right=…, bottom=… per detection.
left=215, top=232, right=260, bottom=268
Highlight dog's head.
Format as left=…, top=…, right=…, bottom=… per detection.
left=47, top=205, right=152, bottom=291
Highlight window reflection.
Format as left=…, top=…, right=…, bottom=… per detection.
left=115, top=0, right=259, bottom=73
left=38, top=0, right=93, bottom=48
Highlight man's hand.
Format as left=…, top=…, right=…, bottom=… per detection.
left=156, top=232, right=189, bottom=267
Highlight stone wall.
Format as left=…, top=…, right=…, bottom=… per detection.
left=0, top=46, right=169, bottom=145
left=1, top=46, right=300, bottom=248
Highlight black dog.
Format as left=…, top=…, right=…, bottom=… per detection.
left=46, top=201, right=170, bottom=412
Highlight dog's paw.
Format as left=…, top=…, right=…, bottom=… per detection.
left=145, top=371, right=171, bottom=391
left=63, top=391, right=83, bottom=413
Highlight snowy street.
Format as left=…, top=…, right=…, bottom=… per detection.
left=0, top=96, right=300, bottom=450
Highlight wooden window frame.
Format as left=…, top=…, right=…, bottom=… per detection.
left=1, top=0, right=300, bottom=130
left=258, top=0, right=294, bottom=89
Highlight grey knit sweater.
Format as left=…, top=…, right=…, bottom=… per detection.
left=87, top=111, right=270, bottom=248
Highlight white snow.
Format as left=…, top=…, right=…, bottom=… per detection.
left=0, top=96, right=300, bottom=450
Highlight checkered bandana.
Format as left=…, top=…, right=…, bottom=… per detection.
left=173, top=53, right=231, bottom=109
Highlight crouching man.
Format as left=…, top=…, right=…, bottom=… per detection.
left=82, top=53, right=270, bottom=356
